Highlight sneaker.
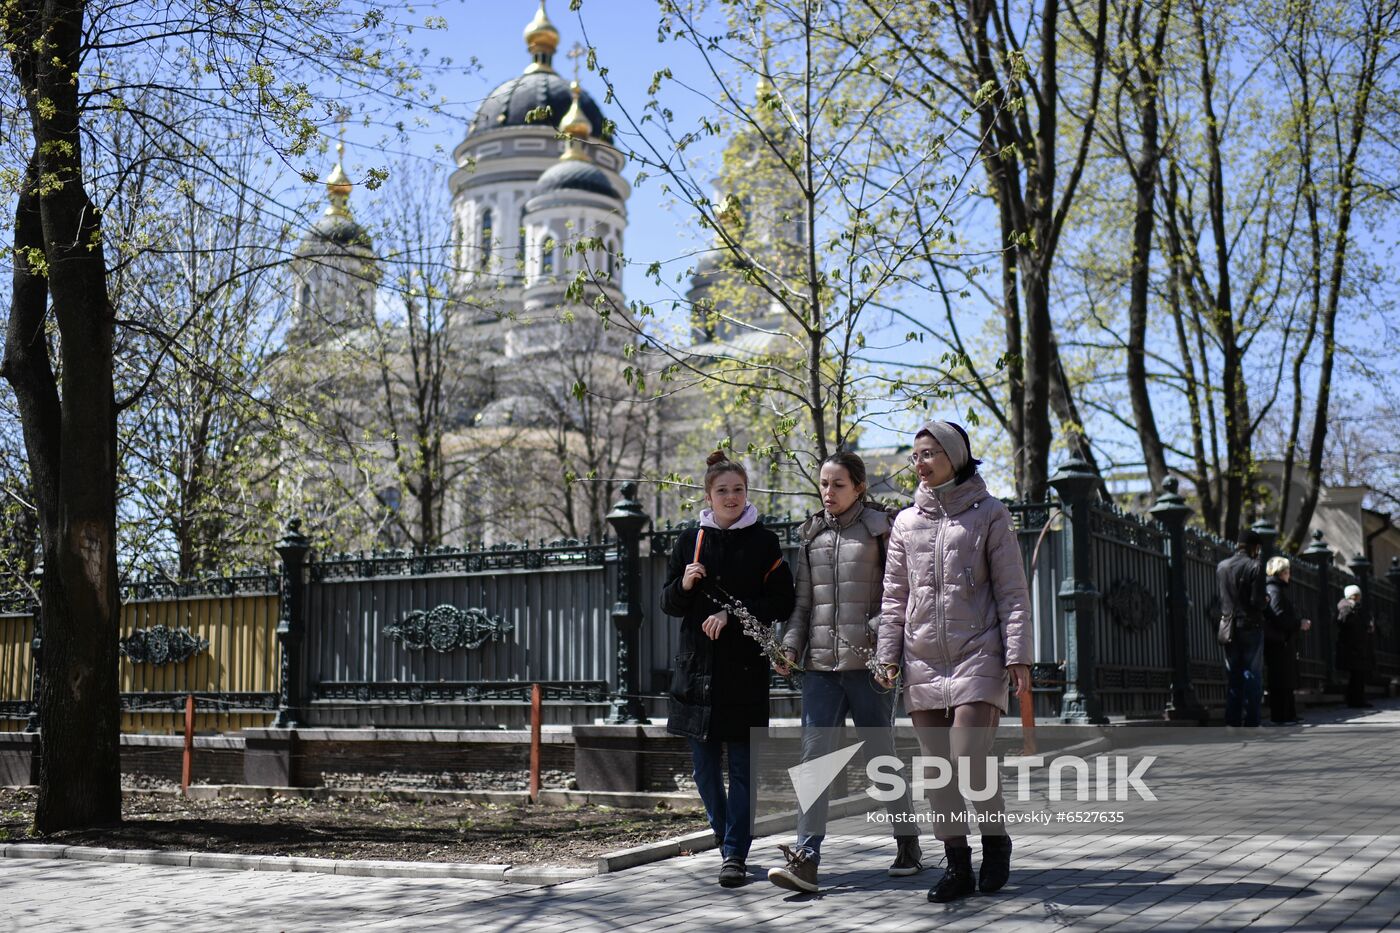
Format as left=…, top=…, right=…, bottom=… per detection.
left=718, top=858, right=748, bottom=888
left=767, top=844, right=818, bottom=893
left=889, top=836, right=923, bottom=877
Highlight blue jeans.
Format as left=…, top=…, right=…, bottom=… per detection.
left=1224, top=627, right=1265, bottom=727
left=795, top=670, right=917, bottom=865
left=687, top=737, right=752, bottom=861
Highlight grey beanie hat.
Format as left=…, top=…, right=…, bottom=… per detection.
left=919, top=420, right=970, bottom=473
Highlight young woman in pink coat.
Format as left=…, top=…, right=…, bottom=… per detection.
left=874, top=420, right=1033, bottom=903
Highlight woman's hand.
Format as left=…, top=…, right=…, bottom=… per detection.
left=874, top=663, right=900, bottom=690
left=681, top=561, right=706, bottom=592
left=1301, top=618, right=1312, bottom=632
left=1008, top=663, right=1032, bottom=696
left=772, top=648, right=797, bottom=676
left=701, top=610, right=729, bottom=640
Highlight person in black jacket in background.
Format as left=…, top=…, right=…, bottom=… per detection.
left=1263, top=557, right=1310, bottom=724
left=1217, top=530, right=1267, bottom=727
left=1337, top=585, right=1375, bottom=708
left=661, top=451, right=795, bottom=888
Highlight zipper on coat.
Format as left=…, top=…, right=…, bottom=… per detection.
left=831, top=526, right=841, bottom=668
left=932, top=504, right=949, bottom=710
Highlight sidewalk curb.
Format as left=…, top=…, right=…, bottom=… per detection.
left=0, top=843, right=590, bottom=885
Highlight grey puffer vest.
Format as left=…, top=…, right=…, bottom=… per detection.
left=782, top=501, right=892, bottom=672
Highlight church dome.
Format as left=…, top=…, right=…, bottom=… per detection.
left=304, top=212, right=373, bottom=252
left=533, top=158, right=617, bottom=199
left=299, top=141, right=374, bottom=254
left=469, top=71, right=610, bottom=142
left=468, top=2, right=611, bottom=142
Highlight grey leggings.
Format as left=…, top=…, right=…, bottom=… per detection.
left=910, top=703, right=1008, bottom=843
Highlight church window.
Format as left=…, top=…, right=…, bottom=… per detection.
left=479, top=208, right=493, bottom=269
left=606, top=240, right=617, bottom=278
left=542, top=237, right=556, bottom=275
left=517, top=209, right=527, bottom=274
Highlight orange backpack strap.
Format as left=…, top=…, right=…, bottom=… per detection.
left=693, top=528, right=705, bottom=564
left=763, top=556, right=783, bottom=581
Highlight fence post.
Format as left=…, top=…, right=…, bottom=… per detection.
left=1049, top=458, right=1108, bottom=725
left=273, top=519, right=310, bottom=729
left=606, top=483, right=651, bottom=725
left=1150, top=478, right=1207, bottom=723
left=1388, top=558, right=1400, bottom=654
left=1347, top=552, right=1373, bottom=601
left=1251, top=518, right=1279, bottom=561
left=1303, top=530, right=1337, bottom=693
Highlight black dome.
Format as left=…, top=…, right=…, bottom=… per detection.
left=534, top=159, right=618, bottom=199
left=470, top=70, right=610, bottom=141
left=302, top=213, right=373, bottom=252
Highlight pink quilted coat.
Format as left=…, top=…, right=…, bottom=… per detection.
left=875, top=475, right=1033, bottom=712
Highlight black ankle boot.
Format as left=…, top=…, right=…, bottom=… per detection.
left=979, top=834, right=1012, bottom=893
left=928, top=844, right=976, bottom=903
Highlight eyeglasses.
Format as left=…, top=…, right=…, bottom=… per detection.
left=908, top=449, right=944, bottom=466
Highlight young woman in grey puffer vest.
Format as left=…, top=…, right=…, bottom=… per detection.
left=874, top=421, right=1033, bottom=904
left=766, top=451, right=923, bottom=895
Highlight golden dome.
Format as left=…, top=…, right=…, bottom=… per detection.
left=324, top=141, right=353, bottom=217
left=558, top=81, right=594, bottom=161
left=560, top=82, right=592, bottom=137
left=524, top=1, right=559, bottom=64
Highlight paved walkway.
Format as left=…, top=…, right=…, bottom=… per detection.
left=6, top=706, right=1400, bottom=932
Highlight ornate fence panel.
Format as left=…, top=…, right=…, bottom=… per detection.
left=0, top=612, right=34, bottom=725
left=302, top=540, right=614, bottom=728
left=1371, top=571, right=1399, bottom=685
left=1088, top=505, right=1172, bottom=719
left=1179, top=528, right=1233, bottom=710
left=119, top=573, right=281, bottom=732
left=1282, top=553, right=1327, bottom=693
left=1007, top=503, right=1066, bottom=718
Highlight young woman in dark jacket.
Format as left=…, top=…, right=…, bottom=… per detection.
left=661, top=451, right=795, bottom=888
left=1263, top=557, right=1309, bottom=724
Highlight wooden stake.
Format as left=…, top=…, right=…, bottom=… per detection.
left=182, top=694, right=195, bottom=794
left=529, top=683, right=542, bottom=803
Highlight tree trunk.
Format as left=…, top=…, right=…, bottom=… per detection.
left=1, top=0, right=123, bottom=832
left=1162, top=161, right=1219, bottom=531
left=1191, top=0, right=1248, bottom=539
left=1119, top=0, right=1171, bottom=492
left=1125, top=86, right=1168, bottom=489
left=1285, top=52, right=1378, bottom=550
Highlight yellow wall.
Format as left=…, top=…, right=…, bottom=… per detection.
left=0, top=613, right=34, bottom=724
left=0, top=596, right=278, bottom=734
left=118, top=594, right=279, bottom=733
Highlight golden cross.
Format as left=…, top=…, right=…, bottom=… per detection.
left=566, top=41, right=586, bottom=81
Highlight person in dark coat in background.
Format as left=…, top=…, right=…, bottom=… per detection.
left=1217, top=530, right=1267, bottom=727
left=1263, top=557, right=1310, bottom=724
left=661, top=451, right=795, bottom=888
left=1337, top=584, right=1375, bottom=709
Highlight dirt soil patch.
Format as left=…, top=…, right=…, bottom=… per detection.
left=0, top=788, right=710, bottom=867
